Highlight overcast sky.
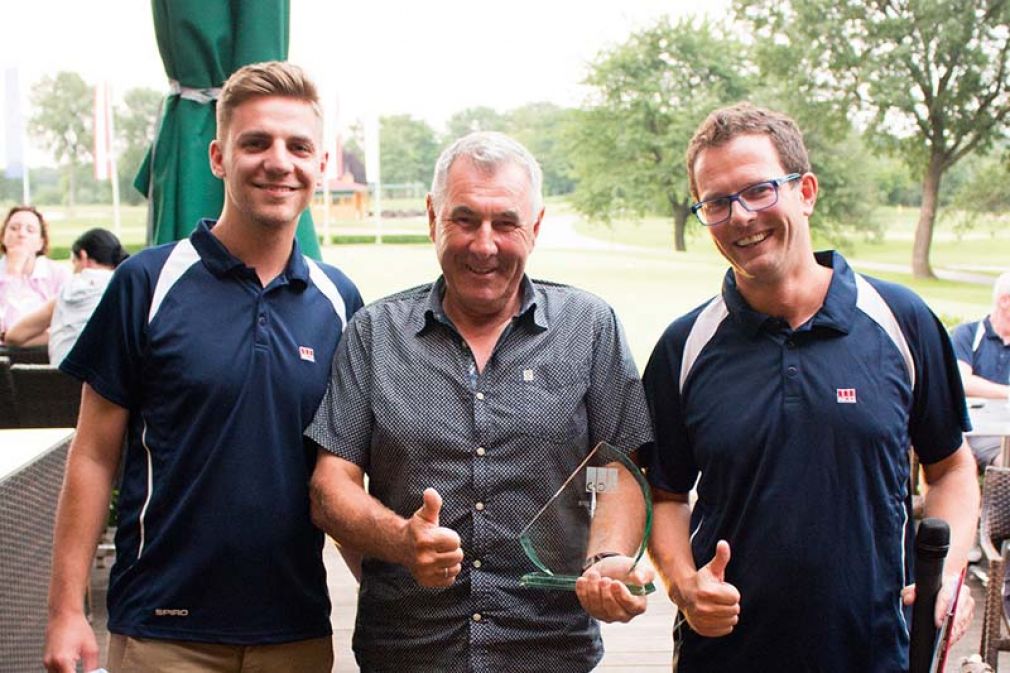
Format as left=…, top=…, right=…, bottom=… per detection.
left=3, top=0, right=729, bottom=125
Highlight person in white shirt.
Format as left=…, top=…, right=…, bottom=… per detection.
left=5, top=228, right=128, bottom=364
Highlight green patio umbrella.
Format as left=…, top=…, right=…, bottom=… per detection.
left=135, top=0, right=322, bottom=258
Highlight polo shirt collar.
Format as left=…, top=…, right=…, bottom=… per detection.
left=190, top=218, right=309, bottom=287
left=721, top=250, right=856, bottom=336
left=982, top=316, right=1003, bottom=342
left=417, top=275, right=543, bottom=335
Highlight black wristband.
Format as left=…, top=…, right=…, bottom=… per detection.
left=582, top=551, right=621, bottom=572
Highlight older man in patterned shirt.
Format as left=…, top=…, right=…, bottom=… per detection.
left=306, top=131, right=654, bottom=672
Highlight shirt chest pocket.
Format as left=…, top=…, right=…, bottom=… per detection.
left=516, top=362, right=589, bottom=443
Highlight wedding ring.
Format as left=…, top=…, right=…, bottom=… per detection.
left=443, top=567, right=449, bottom=579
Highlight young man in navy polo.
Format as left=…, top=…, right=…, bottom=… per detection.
left=643, top=103, right=979, bottom=671
left=43, top=61, right=362, bottom=673
left=952, top=271, right=1010, bottom=470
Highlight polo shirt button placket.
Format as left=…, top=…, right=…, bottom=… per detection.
left=255, top=308, right=269, bottom=346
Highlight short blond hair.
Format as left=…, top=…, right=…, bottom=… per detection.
left=216, top=61, right=322, bottom=139
left=686, top=103, right=811, bottom=201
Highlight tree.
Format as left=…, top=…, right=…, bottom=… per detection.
left=946, top=150, right=1010, bottom=237
left=116, top=87, right=163, bottom=205
left=379, top=115, right=439, bottom=185
left=445, top=106, right=507, bottom=140
left=736, top=0, right=1010, bottom=278
left=566, top=17, right=751, bottom=251
left=506, top=102, right=577, bottom=196
left=29, top=71, right=93, bottom=210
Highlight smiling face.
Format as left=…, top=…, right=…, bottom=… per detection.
left=428, top=157, right=542, bottom=324
left=692, top=133, right=818, bottom=288
left=2, top=209, right=45, bottom=257
left=210, top=95, right=325, bottom=231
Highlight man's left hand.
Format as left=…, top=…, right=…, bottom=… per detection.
left=575, top=554, right=653, bottom=623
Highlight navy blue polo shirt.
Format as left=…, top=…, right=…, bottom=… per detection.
left=62, top=220, right=363, bottom=644
left=951, top=317, right=1010, bottom=386
left=643, top=251, right=967, bottom=672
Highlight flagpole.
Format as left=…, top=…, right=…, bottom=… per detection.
left=4, top=67, right=29, bottom=203
left=364, top=114, right=381, bottom=245
left=94, top=81, right=120, bottom=235
left=108, top=86, right=121, bottom=236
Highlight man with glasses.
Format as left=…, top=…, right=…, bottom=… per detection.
left=642, top=103, right=979, bottom=671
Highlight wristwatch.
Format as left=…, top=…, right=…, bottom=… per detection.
left=582, top=551, right=621, bottom=572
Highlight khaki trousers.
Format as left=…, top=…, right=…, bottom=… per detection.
left=107, top=634, right=333, bottom=673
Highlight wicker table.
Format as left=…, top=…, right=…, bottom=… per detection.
left=0, top=429, right=73, bottom=673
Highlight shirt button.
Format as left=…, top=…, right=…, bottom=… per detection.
left=476, top=392, right=485, bottom=400
left=472, top=559, right=482, bottom=568
left=475, top=502, right=485, bottom=511
left=258, top=314, right=267, bottom=325
left=472, top=613, right=482, bottom=622
left=785, top=340, right=796, bottom=349
left=476, top=447, right=486, bottom=456
left=786, top=366, right=798, bottom=377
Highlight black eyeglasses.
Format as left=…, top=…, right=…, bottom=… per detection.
left=690, top=173, right=801, bottom=226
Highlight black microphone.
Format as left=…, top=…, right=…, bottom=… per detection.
left=908, top=517, right=950, bottom=673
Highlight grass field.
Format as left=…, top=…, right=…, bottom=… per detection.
left=13, top=199, right=1002, bottom=366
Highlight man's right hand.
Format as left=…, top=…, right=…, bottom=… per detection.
left=404, top=488, right=463, bottom=588
left=674, top=539, right=741, bottom=637
left=43, top=611, right=99, bottom=673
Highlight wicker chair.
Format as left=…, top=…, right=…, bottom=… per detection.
left=0, top=345, right=50, bottom=364
left=9, top=364, right=80, bottom=428
left=980, top=466, right=1010, bottom=669
left=0, top=357, right=16, bottom=428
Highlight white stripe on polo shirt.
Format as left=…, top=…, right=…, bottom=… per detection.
left=148, top=239, right=201, bottom=325
left=679, top=296, right=729, bottom=394
left=854, top=274, right=916, bottom=389
left=305, top=257, right=348, bottom=330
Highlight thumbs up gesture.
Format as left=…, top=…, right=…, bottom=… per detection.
left=676, top=540, right=741, bottom=637
left=404, top=488, right=464, bottom=588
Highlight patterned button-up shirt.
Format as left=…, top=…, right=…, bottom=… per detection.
left=306, top=276, right=653, bottom=673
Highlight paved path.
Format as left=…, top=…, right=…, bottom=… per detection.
left=848, top=259, right=996, bottom=285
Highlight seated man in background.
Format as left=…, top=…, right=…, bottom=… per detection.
left=5, top=228, right=128, bottom=365
left=951, top=271, right=1010, bottom=471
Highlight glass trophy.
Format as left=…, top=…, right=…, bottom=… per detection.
left=519, top=441, right=655, bottom=595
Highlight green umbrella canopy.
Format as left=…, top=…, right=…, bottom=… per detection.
left=135, top=0, right=322, bottom=258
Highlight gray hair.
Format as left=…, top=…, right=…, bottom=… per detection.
left=430, top=131, right=543, bottom=218
left=994, top=271, right=1010, bottom=303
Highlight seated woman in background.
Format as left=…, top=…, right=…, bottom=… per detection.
left=0, top=205, right=70, bottom=343
left=5, top=228, right=128, bottom=364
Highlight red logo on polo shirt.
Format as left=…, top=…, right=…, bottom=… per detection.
left=836, top=388, right=857, bottom=404
left=299, top=346, right=315, bottom=362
